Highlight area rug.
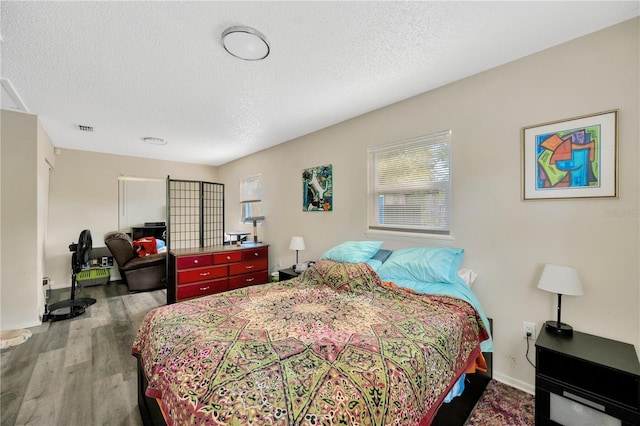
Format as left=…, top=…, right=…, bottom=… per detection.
left=0, top=329, right=32, bottom=350
left=466, top=380, right=535, bottom=425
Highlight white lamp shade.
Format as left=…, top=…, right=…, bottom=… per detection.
left=537, top=264, right=584, bottom=296
left=289, top=236, right=306, bottom=251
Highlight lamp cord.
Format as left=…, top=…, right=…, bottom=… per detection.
left=525, top=334, right=536, bottom=368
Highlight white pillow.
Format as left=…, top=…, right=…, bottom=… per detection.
left=457, top=268, right=478, bottom=287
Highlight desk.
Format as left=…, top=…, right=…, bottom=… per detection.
left=227, top=231, right=251, bottom=246
left=132, top=225, right=166, bottom=240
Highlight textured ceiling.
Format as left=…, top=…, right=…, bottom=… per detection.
left=2, top=1, right=638, bottom=166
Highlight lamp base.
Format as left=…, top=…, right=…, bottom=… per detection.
left=544, top=320, right=573, bottom=336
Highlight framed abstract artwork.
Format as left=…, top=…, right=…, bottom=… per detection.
left=522, top=110, right=618, bottom=200
left=302, top=164, right=333, bottom=211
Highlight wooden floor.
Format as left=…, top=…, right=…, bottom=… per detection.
left=1, top=282, right=166, bottom=426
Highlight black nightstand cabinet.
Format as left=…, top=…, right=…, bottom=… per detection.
left=278, top=268, right=299, bottom=281
left=535, top=330, right=640, bottom=425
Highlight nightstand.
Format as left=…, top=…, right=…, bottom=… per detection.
left=535, top=329, right=640, bottom=425
left=278, top=268, right=299, bottom=281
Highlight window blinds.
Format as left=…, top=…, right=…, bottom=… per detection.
left=368, top=130, right=451, bottom=235
left=240, top=174, right=263, bottom=220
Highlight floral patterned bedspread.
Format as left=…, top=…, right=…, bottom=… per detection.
left=132, top=260, right=488, bottom=426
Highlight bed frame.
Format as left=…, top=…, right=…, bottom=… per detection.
left=432, top=350, right=492, bottom=425
left=137, top=357, right=166, bottom=426
left=136, top=320, right=493, bottom=426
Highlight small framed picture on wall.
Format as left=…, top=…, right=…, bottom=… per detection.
left=302, top=164, right=333, bottom=211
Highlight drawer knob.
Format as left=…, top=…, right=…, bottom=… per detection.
left=226, top=255, right=231, bottom=260
left=200, top=272, right=211, bottom=277
left=194, top=259, right=199, bottom=264
left=246, top=278, right=254, bottom=282
left=246, top=265, right=254, bottom=269
left=254, top=252, right=258, bottom=257
left=199, top=286, right=210, bottom=291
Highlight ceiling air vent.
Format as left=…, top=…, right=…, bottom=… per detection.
left=142, top=137, right=167, bottom=145
left=77, top=124, right=94, bottom=132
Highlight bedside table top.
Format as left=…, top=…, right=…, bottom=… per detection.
left=536, top=329, right=640, bottom=376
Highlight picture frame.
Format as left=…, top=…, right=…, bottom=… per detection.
left=522, top=109, right=618, bottom=200
left=302, top=164, right=333, bottom=211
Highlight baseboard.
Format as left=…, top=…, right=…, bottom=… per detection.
left=493, top=371, right=535, bottom=395
left=5, top=319, right=42, bottom=330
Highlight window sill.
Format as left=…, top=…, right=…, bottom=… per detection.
left=366, top=229, right=455, bottom=243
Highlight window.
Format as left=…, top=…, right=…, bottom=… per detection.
left=240, top=174, right=263, bottom=222
left=368, top=130, right=451, bottom=235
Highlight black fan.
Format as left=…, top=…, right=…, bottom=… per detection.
left=43, top=230, right=97, bottom=321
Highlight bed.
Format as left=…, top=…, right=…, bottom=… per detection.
left=133, top=243, right=493, bottom=425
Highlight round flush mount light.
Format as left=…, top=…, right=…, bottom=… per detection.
left=142, top=137, right=167, bottom=146
left=222, top=26, right=269, bottom=61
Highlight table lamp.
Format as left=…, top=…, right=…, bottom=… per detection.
left=243, top=216, right=264, bottom=244
left=537, top=264, right=584, bottom=336
left=289, top=236, right=305, bottom=264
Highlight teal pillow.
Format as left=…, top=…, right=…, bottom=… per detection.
left=320, top=241, right=383, bottom=263
left=365, top=249, right=393, bottom=271
left=376, top=247, right=464, bottom=284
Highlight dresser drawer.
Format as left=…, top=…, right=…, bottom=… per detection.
left=177, top=278, right=227, bottom=300
left=243, top=247, right=268, bottom=260
left=177, top=265, right=227, bottom=284
left=228, top=271, right=269, bottom=290
left=229, top=259, right=268, bottom=276
left=177, top=254, right=213, bottom=269
left=213, top=251, right=243, bottom=264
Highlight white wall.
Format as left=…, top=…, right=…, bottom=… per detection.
left=46, top=149, right=218, bottom=290
left=1, top=110, right=55, bottom=329
left=218, top=18, right=639, bottom=392
left=37, top=119, right=56, bottom=324
left=118, top=177, right=166, bottom=232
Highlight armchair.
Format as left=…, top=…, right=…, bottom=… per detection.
left=104, top=232, right=166, bottom=292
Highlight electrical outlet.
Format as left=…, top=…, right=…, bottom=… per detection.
left=523, top=321, right=536, bottom=339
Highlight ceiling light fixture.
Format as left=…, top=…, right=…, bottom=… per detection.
left=142, top=137, right=167, bottom=146
left=222, top=26, right=269, bottom=61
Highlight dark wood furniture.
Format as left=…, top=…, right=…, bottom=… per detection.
left=278, top=267, right=299, bottom=281
left=132, top=224, right=166, bottom=241
left=167, top=244, right=269, bottom=303
left=535, top=329, right=640, bottom=425
left=432, top=317, right=493, bottom=426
